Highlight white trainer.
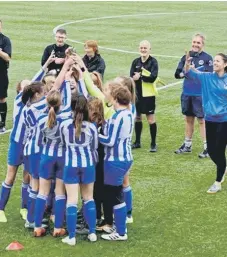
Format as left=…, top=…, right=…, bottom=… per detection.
left=207, top=183, right=221, bottom=194
left=20, top=208, right=27, bottom=220
left=24, top=221, right=48, bottom=229
left=0, top=210, right=7, bottom=222
left=102, top=224, right=116, bottom=234
left=101, top=232, right=128, bottom=241
left=62, top=236, right=76, bottom=246
left=88, top=233, right=97, bottom=242
left=126, top=216, right=133, bottom=224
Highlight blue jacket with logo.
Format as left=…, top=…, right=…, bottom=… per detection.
left=175, top=51, right=213, bottom=96
left=186, top=69, right=227, bottom=122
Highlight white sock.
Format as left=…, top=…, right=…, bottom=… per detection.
left=184, top=138, right=192, bottom=147
left=203, top=141, right=207, bottom=150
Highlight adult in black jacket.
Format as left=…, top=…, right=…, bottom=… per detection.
left=41, top=28, right=70, bottom=74
left=0, top=20, right=12, bottom=133
left=83, top=40, right=106, bottom=78
left=130, top=40, right=158, bottom=152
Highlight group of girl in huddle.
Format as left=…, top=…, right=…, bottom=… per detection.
left=0, top=49, right=136, bottom=245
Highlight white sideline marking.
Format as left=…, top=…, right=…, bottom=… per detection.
left=157, top=81, right=182, bottom=91
left=53, top=11, right=227, bottom=59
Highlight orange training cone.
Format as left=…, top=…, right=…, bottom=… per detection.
left=5, top=241, right=24, bottom=251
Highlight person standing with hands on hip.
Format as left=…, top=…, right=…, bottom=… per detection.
left=130, top=40, right=158, bottom=152
left=0, top=20, right=12, bottom=133
left=184, top=52, right=227, bottom=194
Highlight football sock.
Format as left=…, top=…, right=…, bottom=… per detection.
left=83, top=200, right=96, bottom=234
left=66, top=204, right=77, bottom=239
left=113, top=202, right=127, bottom=236
left=0, top=182, right=12, bottom=211
left=123, top=186, right=132, bottom=217
left=55, top=195, right=66, bottom=229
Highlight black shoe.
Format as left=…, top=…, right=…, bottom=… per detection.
left=77, top=208, right=84, bottom=223
left=150, top=144, right=157, bottom=152
left=174, top=143, right=192, bottom=154
left=76, top=221, right=89, bottom=235
left=198, top=149, right=209, bottom=158
left=132, top=142, right=141, bottom=149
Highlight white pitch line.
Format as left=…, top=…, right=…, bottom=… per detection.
left=157, top=81, right=182, bottom=91
left=3, top=11, right=223, bottom=136
left=53, top=11, right=227, bottom=59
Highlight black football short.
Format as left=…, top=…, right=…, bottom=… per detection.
left=136, top=96, right=156, bottom=115
left=0, top=70, right=9, bottom=98
left=181, top=93, right=204, bottom=118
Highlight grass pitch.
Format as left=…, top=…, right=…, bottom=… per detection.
left=0, top=2, right=226, bottom=257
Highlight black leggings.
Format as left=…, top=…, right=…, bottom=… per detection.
left=94, top=144, right=105, bottom=219
left=206, top=121, right=227, bottom=182
left=103, top=184, right=124, bottom=225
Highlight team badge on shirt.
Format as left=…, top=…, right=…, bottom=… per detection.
left=199, top=60, right=204, bottom=65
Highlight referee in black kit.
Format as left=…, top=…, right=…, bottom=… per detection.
left=0, top=20, right=12, bottom=133
left=41, top=28, right=71, bottom=75
left=130, top=40, right=159, bottom=152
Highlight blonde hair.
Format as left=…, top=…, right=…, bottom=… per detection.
left=88, top=97, right=104, bottom=126
left=115, top=76, right=136, bottom=104
left=46, top=90, right=61, bottom=129
left=139, top=40, right=151, bottom=49
left=106, top=81, right=131, bottom=106
left=193, top=33, right=206, bottom=45
left=90, top=72, right=103, bottom=92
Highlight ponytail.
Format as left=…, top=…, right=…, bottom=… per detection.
left=72, top=95, right=88, bottom=138
left=75, top=112, right=83, bottom=138
left=22, top=84, right=34, bottom=104
left=47, top=107, right=56, bottom=129
left=46, top=90, right=61, bottom=129
left=21, top=81, right=44, bottom=104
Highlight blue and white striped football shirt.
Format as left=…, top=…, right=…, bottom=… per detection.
left=35, top=80, right=72, bottom=157
left=60, top=119, right=98, bottom=167
left=99, top=108, right=134, bottom=162
left=23, top=97, right=47, bottom=156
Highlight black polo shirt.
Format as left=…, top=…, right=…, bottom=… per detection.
left=0, top=32, right=12, bottom=71
left=41, top=43, right=70, bottom=72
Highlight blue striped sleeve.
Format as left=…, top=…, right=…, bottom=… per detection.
left=99, top=114, right=123, bottom=147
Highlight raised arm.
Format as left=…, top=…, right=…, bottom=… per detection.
left=52, top=55, right=76, bottom=91
left=99, top=115, right=123, bottom=147
left=32, top=51, right=56, bottom=82
left=75, top=54, right=114, bottom=119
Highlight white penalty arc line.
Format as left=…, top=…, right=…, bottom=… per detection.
left=53, top=11, right=227, bottom=59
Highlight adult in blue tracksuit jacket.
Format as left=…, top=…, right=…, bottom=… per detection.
left=174, top=33, right=213, bottom=157
left=185, top=52, right=227, bottom=194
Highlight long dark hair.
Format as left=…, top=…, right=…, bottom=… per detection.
left=217, top=53, right=227, bottom=73
left=22, top=81, right=44, bottom=104
left=73, top=95, right=88, bottom=138
left=46, top=90, right=61, bottom=129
